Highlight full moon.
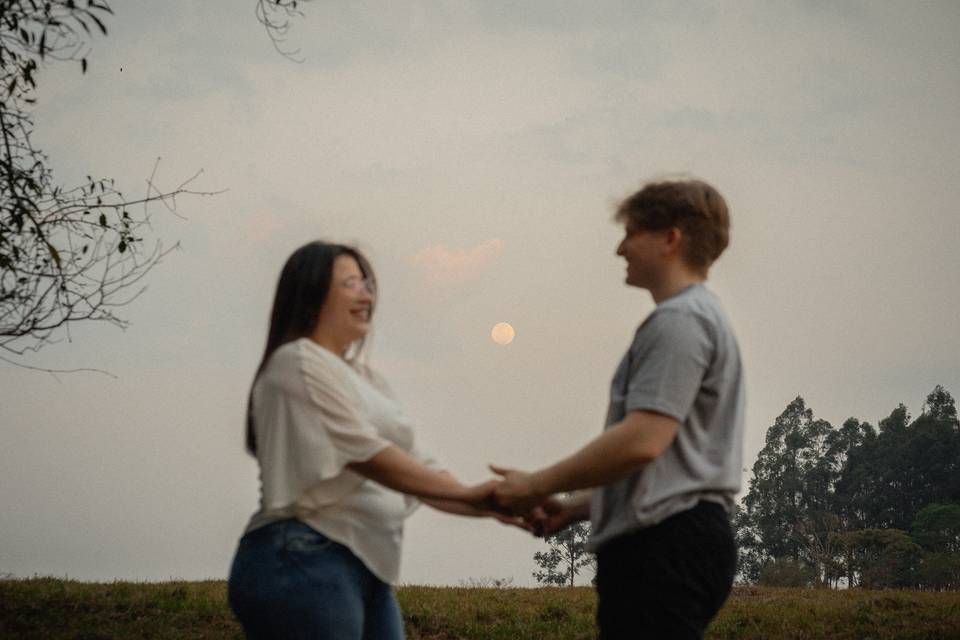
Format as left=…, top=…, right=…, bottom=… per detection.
left=490, top=322, right=515, bottom=345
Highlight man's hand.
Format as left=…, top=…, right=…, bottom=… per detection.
left=534, top=497, right=584, bottom=537
left=521, top=491, right=592, bottom=537
left=489, top=464, right=547, bottom=515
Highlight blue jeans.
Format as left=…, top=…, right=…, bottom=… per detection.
left=228, top=519, right=404, bottom=640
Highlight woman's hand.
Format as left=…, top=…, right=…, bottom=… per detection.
left=422, top=492, right=533, bottom=532
left=489, top=509, right=535, bottom=532
left=459, top=478, right=501, bottom=510
left=420, top=473, right=555, bottom=534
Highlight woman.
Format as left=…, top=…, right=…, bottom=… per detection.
left=228, top=241, right=515, bottom=640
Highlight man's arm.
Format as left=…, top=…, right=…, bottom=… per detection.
left=491, top=410, right=679, bottom=514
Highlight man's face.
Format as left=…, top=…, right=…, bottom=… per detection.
left=616, top=220, right=669, bottom=289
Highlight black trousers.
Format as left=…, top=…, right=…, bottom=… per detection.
left=595, top=501, right=737, bottom=640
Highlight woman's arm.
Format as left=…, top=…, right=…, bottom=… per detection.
left=422, top=497, right=533, bottom=532
left=348, top=445, right=496, bottom=507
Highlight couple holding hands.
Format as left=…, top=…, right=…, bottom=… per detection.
left=227, top=179, right=745, bottom=640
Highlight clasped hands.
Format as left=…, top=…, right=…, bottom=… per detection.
left=459, top=465, right=578, bottom=538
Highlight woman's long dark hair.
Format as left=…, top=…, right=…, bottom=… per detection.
left=246, top=241, right=376, bottom=456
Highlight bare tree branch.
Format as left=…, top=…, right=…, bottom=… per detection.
left=255, top=0, right=308, bottom=62
left=0, top=351, right=117, bottom=380
left=1, top=1, right=223, bottom=364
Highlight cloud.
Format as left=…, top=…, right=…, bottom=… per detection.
left=410, top=238, right=505, bottom=290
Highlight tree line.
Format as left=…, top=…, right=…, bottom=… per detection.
left=734, top=385, right=960, bottom=589
left=532, top=385, right=960, bottom=590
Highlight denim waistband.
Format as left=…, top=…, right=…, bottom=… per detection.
left=241, top=518, right=322, bottom=545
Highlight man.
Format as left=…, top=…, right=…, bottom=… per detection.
left=491, top=179, right=744, bottom=639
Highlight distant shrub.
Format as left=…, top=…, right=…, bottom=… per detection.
left=757, top=558, right=817, bottom=587
left=456, top=576, right=514, bottom=588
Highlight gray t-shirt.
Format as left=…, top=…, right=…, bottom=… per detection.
left=587, top=283, right=745, bottom=552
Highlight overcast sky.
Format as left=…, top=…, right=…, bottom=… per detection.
left=2, top=1, right=959, bottom=586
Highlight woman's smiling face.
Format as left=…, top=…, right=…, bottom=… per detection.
left=314, top=254, right=376, bottom=346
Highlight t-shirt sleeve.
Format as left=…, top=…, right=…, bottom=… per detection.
left=292, top=348, right=392, bottom=482
left=356, top=361, right=440, bottom=469
left=624, top=309, right=713, bottom=423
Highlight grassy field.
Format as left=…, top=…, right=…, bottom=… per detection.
left=1, top=578, right=959, bottom=639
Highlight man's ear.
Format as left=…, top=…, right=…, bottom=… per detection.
left=663, top=227, right=684, bottom=255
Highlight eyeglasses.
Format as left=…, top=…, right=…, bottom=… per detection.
left=339, top=276, right=376, bottom=295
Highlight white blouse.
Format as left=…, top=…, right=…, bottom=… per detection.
left=245, top=337, right=434, bottom=584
